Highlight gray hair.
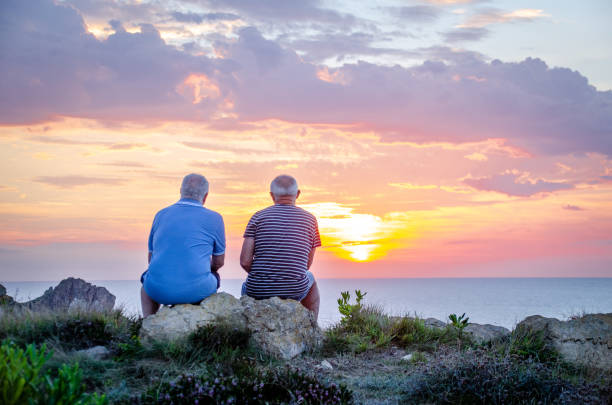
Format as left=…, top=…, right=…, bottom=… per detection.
left=180, top=173, right=209, bottom=203
left=270, top=174, right=298, bottom=197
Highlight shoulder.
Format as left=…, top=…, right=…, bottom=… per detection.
left=202, top=208, right=224, bottom=223
left=295, top=206, right=318, bottom=221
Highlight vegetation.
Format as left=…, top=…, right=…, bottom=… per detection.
left=323, top=290, right=473, bottom=355
left=0, top=341, right=106, bottom=404
left=0, top=290, right=610, bottom=404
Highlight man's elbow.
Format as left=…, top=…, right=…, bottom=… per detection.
left=240, top=258, right=252, bottom=272
left=212, top=255, right=225, bottom=270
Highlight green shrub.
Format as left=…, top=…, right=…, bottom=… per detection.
left=0, top=341, right=106, bottom=405
left=36, top=363, right=107, bottom=405
left=325, top=292, right=472, bottom=354
left=0, top=309, right=139, bottom=351
left=0, top=341, right=50, bottom=405
left=490, top=324, right=559, bottom=363
left=130, top=367, right=353, bottom=404
left=403, top=348, right=605, bottom=404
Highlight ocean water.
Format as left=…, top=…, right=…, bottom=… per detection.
left=3, top=278, right=612, bottom=329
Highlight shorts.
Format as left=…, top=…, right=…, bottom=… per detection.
left=140, top=270, right=220, bottom=289
left=241, top=271, right=315, bottom=301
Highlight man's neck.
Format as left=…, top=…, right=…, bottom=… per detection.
left=274, top=196, right=296, bottom=205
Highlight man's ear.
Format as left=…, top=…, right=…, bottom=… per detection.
left=296, top=190, right=301, bottom=199
left=202, top=192, right=209, bottom=205
left=270, top=191, right=276, bottom=203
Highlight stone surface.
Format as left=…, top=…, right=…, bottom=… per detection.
left=200, top=291, right=246, bottom=329
left=24, top=278, right=115, bottom=312
left=424, top=318, right=446, bottom=329
left=464, top=323, right=511, bottom=343
left=517, top=314, right=612, bottom=370
left=76, top=346, right=110, bottom=360
left=241, top=296, right=322, bottom=359
left=140, top=293, right=322, bottom=359
left=401, top=353, right=413, bottom=361
left=320, top=360, right=333, bottom=370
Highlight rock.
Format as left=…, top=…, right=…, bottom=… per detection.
left=424, top=318, right=446, bottom=329
left=0, top=283, right=16, bottom=306
left=464, top=323, right=511, bottom=343
left=140, top=293, right=322, bottom=360
left=75, top=346, right=110, bottom=360
left=517, top=314, right=612, bottom=370
left=140, top=292, right=245, bottom=342
left=320, top=360, right=333, bottom=370
left=24, top=278, right=115, bottom=312
left=401, top=353, right=413, bottom=361
left=241, top=296, right=322, bottom=360
left=200, top=292, right=246, bottom=329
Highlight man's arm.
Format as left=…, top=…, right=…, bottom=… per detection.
left=148, top=252, right=152, bottom=264
left=240, top=237, right=255, bottom=273
left=211, top=254, right=225, bottom=272
left=307, top=247, right=316, bottom=269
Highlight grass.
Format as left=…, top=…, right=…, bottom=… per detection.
left=2, top=293, right=611, bottom=404
left=322, top=304, right=472, bottom=356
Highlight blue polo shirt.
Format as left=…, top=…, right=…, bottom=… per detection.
left=143, top=198, right=225, bottom=304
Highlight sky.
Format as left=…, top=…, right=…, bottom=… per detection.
left=0, top=0, right=611, bottom=281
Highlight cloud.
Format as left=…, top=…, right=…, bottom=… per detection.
left=443, top=27, right=489, bottom=42
left=282, top=32, right=417, bottom=62
left=458, top=8, right=549, bottom=28
left=98, top=161, right=152, bottom=168
left=463, top=173, right=573, bottom=196
left=171, top=11, right=240, bottom=24
left=3, top=0, right=612, bottom=158
left=389, top=6, right=441, bottom=22
left=0, top=0, right=218, bottom=124
left=33, top=176, right=125, bottom=188
left=106, top=143, right=148, bottom=150
left=563, top=204, right=584, bottom=211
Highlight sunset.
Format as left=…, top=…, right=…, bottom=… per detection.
left=1, top=1, right=612, bottom=402
left=2, top=0, right=611, bottom=281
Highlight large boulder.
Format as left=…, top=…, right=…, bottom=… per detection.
left=24, top=278, right=115, bottom=312
left=140, top=292, right=245, bottom=342
left=517, top=314, right=612, bottom=370
left=464, top=323, right=510, bottom=343
left=139, top=292, right=322, bottom=359
left=241, top=296, right=322, bottom=359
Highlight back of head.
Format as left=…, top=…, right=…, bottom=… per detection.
left=180, top=173, right=209, bottom=203
left=270, top=174, right=298, bottom=197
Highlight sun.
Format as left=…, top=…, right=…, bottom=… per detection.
left=301, top=202, right=410, bottom=262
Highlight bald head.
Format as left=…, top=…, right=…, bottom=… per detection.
left=270, top=175, right=298, bottom=197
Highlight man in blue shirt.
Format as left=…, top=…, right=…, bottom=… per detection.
left=140, top=173, right=226, bottom=317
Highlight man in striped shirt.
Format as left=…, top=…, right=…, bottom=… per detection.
left=240, top=175, right=321, bottom=320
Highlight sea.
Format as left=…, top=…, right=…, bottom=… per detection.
left=3, top=278, right=612, bottom=329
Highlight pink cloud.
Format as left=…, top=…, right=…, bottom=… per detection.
left=463, top=172, right=573, bottom=196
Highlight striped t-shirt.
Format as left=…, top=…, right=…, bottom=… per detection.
left=244, top=204, right=321, bottom=300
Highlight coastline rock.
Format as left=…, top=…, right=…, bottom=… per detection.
left=241, top=296, right=322, bottom=359
left=24, top=278, right=115, bottom=312
left=75, top=346, right=110, bottom=360
left=140, top=292, right=245, bottom=342
left=464, top=323, right=511, bottom=343
left=0, top=283, right=16, bottom=306
left=424, top=318, right=446, bottom=329
left=517, top=314, right=612, bottom=370
left=140, top=293, right=322, bottom=359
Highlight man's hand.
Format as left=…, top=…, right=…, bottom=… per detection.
left=211, top=254, right=225, bottom=272
left=240, top=237, right=255, bottom=273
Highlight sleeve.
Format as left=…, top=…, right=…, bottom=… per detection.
left=312, top=216, right=322, bottom=248
left=243, top=213, right=258, bottom=238
left=212, top=215, right=226, bottom=256
left=147, top=213, right=159, bottom=253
